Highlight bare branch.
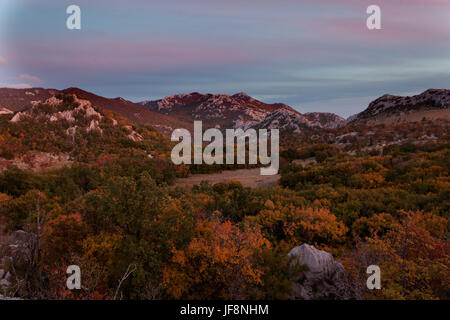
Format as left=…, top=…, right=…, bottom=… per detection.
left=113, top=263, right=136, bottom=300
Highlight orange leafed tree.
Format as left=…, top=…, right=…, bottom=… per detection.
left=253, top=201, right=348, bottom=248
left=349, top=211, right=450, bottom=300
left=163, top=215, right=270, bottom=299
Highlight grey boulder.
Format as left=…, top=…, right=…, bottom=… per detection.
left=289, top=244, right=362, bottom=300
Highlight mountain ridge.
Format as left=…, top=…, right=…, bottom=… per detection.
left=1, top=87, right=449, bottom=136
left=138, top=91, right=345, bottom=132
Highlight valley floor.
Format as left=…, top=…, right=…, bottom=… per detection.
left=174, top=168, right=280, bottom=188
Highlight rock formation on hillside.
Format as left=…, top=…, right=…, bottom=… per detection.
left=249, top=107, right=345, bottom=133
left=0, top=230, right=32, bottom=297
left=0, top=107, right=13, bottom=115
left=0, top=93, right=161, bottom=172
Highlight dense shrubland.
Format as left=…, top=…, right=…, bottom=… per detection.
left=0, top=139, right=448, bottom=299
left=0, top=97, right=448, bottom=299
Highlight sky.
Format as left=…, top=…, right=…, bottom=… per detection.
left=0, top=0, right=449, bottom=117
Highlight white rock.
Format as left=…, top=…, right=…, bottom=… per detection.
left=87, top=120, right=102, bottom=133
left=10, top=112, right=24, bottom=122
left=0, top=278, right=10, bottom=288
left=288, top=244, right=361, bottom=300
left=0, top=294, right=22, bottom=300
left=44, top=96, right=63, bottom=107
left=289, top=244, right=335, bottom=281
left=0, top=107, right=13, bottom=115
left=66, top=126, right=77, bottom=136
left=85, top=106, right=103, bottom=119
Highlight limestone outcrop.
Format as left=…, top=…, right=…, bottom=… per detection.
left=289, top=244, right=362, bottom=300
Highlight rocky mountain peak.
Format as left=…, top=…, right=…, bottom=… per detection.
left=232, top=92, right=254, bottom=102
left=250, top=107, right=346, bottom=133
left=138, top=92, right=288, bottom=130
left=346, top=89, right=450, bottom=125
left=249, top=107, right=311, bottom=133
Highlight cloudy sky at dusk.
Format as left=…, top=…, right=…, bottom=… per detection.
left=0, top=0, right=449, bottom=117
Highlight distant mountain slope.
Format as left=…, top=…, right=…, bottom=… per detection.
left=140, top=92, right=345, bottom=133
left=347, top=89, right=450, bottom=125
left=249, top=107, right=313, bottom=133
left=0, top=88, right=58, bottom=112
left=61, top=88, right=190, bottom=134
left=139, top=92, right=292, bottom=130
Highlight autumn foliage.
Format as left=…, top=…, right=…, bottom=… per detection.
left=0, top=104, right=449, bottom=300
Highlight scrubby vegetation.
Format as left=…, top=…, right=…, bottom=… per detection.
left=0, top=96, right=448, bottom=300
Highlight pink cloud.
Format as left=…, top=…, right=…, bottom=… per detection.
left=313, top=0, right=450, bottom=4
left=316, top=12, right=450, bottom=45
left=9, top=39, right=252, bottom=72
left=0, top=56, right=5, bottom=65
left=0, top=83, right=32, bottom=89
left=0, top=74, right=43, bottom=89
left=16, top=74, right=43, bottom=83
